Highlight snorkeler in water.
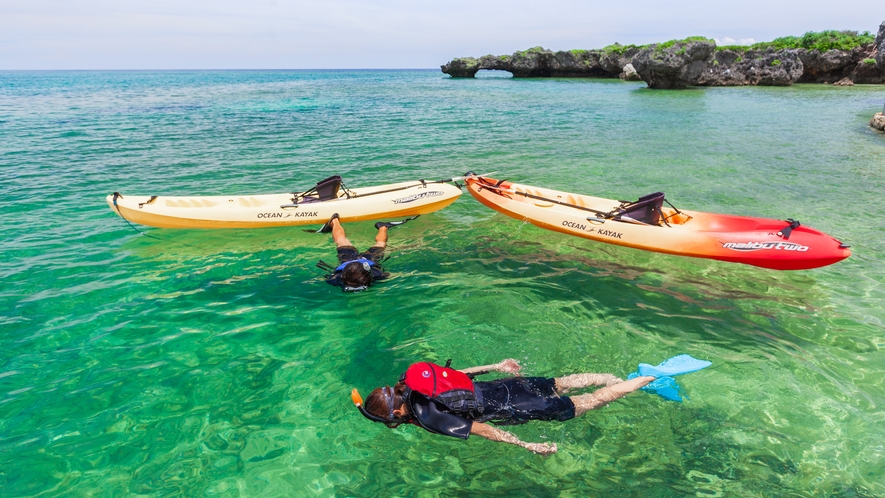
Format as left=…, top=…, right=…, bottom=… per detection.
left=351, top=356, right=711, bottom=454
left=316, top=213, right=417, bottom=292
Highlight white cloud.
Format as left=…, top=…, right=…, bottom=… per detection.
left=714, top=37, right=757, bottom=46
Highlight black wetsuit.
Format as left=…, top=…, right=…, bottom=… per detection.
left=407, top=377, right=576, bottom=439
left=336, top=245, right=384, bottom=265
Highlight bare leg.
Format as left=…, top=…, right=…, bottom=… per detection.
left=572, top=376, right=655, bottom=417
left=373, top=226, right=388, bottom=249
left=331, top=218, right=352, bottom=248
left=555, top=373, right=623, bottom=393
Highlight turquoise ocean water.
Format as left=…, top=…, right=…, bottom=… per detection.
left=1, top=70, right=884, bottom=496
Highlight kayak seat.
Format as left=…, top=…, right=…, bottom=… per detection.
left=612, top=192, right=665, bottom=225
left=315, top=175, right=342, bottom=200
left=297, top=175, right=343, bottom=203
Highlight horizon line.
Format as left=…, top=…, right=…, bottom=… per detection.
left=0, top=68, right=448, bottom=72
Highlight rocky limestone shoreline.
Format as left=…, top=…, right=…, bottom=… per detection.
left=440, top=46, right=642, bottom=79
left=442, top=22, right=885, bottom=89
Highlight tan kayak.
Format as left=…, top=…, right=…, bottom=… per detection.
left=107, top=175, right=463, bottom=229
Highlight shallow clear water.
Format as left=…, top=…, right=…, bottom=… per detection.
left=1, top=70, right=884, bottom=497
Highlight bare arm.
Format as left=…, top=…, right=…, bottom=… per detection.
left=458, top=359, right=521, bottom=376
left=470, top=422, right=557, bottom=455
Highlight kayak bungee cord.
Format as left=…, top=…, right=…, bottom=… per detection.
left=284, top=177, right=457, bottom=208
left=472, top=175, right=691, bottom=227
left=334, top=174, right=477, bottom=199
left=294, top=173, right=494, bottom=204
left=471, top=177, right=691, bottom=227
left=472, top=179, right=617, bottom=219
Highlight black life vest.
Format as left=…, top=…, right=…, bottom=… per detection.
left=401, top=362, right=482, bottom=414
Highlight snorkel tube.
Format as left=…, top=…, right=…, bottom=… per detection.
left=351, top=387, right=408, bottom=428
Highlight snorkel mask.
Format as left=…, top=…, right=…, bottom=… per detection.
left=351, top=387, right=408, bottom=428
left=338, top=259, right=374, bottom=292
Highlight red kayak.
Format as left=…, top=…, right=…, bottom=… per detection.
left=465, top=175, right=851, bottom=270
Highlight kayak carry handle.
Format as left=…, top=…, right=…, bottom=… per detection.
left=777, top=219, right=801, bottom=239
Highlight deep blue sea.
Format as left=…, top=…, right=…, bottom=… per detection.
left=1, top=69, right=884, bottom=496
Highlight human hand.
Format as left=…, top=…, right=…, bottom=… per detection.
left=523, top=442, right=557, bottom=455
left=497, top=359, right=521, bottom=375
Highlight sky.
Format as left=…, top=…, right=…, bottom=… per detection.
left=1, top=0, right=882, bottom=69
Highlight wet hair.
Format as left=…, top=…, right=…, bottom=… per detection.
left=365, top=382, right=408, bottom=427
left=341, top=262, right=373, bottom=289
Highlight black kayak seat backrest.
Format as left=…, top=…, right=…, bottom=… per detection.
left=614, top=192, right=665, bottom=225
left=300, top=175, right=343, bottom=203
left=315, top=175, right=342, bottom=200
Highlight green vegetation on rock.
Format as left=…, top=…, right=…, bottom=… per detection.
left=657, top=36, right=714, bottom=51
left=716, top=30, right=875, bottom=53
left=772, top=59, right=782, bottom=66
left=514, top=47, right=548, bottom=57
left=601, top=43, right=644, bottom=55
left=863, top=58, right=877, bottom=65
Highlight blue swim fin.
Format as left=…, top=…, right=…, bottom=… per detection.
left=627, top=373, right=684, bottom=402
left=638, top=354, right=711, bottom=378
left=628, top=355, right=711, bottom=402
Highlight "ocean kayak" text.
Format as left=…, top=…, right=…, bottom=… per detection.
left=561, top=221, right=622, bottom=239
left=257, top=211, right=318, bottom=219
